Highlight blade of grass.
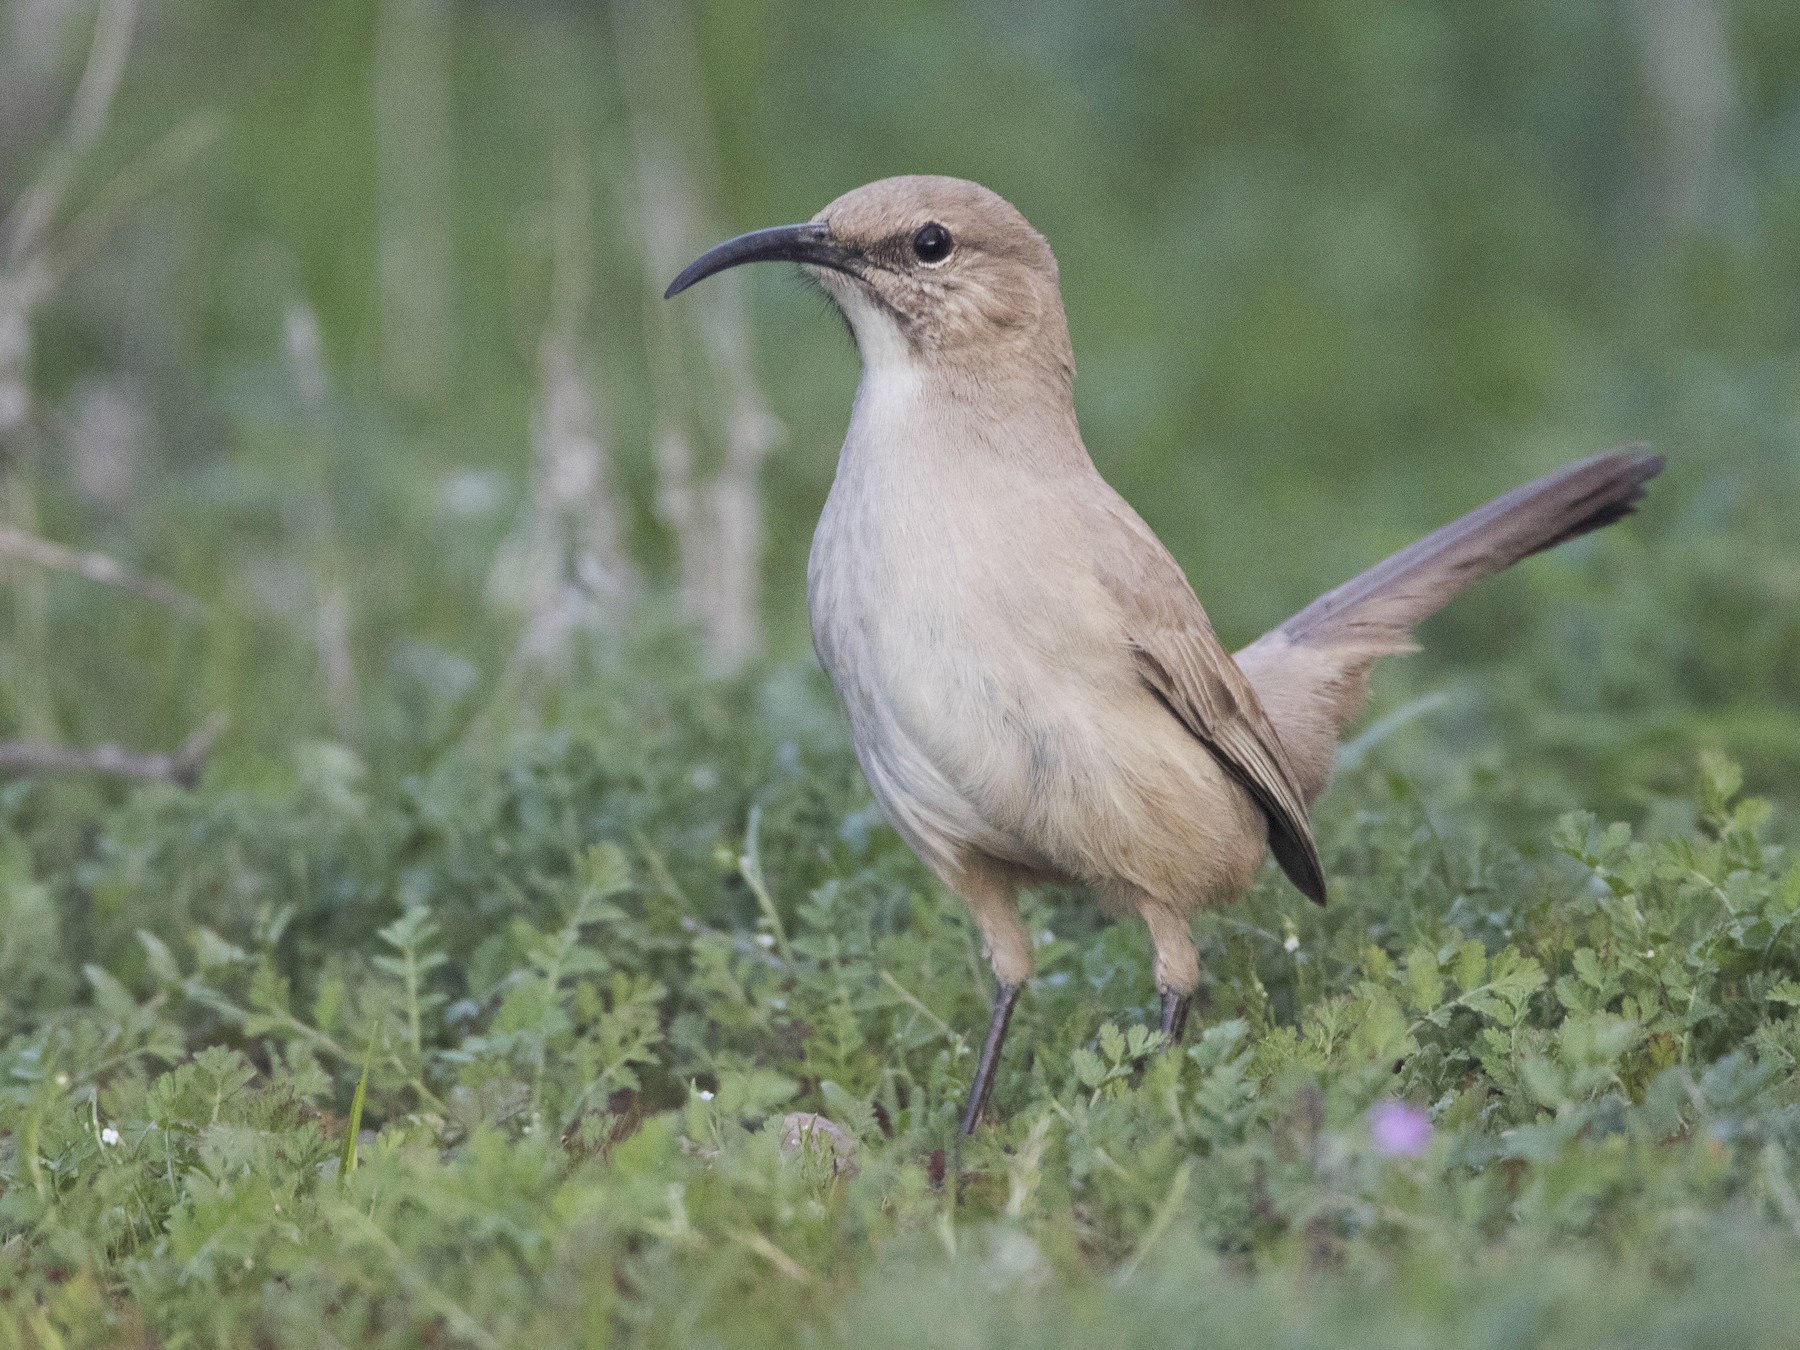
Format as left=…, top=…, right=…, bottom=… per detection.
left=738, top=804, right=792, bottom=963
left=1115, top=1160, right=1192, bottom=1284
left=339, top=1023, right=377, bottom=1180
left=1335, top=690, right=1452, bottom=774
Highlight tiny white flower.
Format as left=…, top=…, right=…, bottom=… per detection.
left=53, top=1072, right=69, bottom=1088
left=696, top=1088, right=715, bottom=1102
left=100, top=1126, right=120, bottom=1147
left=1283, top=935, right=1300, bottom=953
left=755, top=933, right=776, bottom=949
left=1642, top=948, right=1656, bottom=959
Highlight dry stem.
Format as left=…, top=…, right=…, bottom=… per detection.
left=0, top=711, right=226, bottom=788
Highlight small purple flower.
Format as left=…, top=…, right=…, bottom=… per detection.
left=1369, top=1099, right=1433, bottom=1157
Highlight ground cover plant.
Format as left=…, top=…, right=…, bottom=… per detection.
left=5, top=679, right=1800, bottom=1348
left=4, top=0, right=1800, bottom=1345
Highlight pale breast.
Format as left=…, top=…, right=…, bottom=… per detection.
left=809, top=469, right=1047, bottom=876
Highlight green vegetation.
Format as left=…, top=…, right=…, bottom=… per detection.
left=3, top=0, right=1800, bottom=1345
left=8, top=697, right=1800, bottom=1346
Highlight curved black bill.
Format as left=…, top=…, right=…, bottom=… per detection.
left=663, top=222, right=859, bottom=299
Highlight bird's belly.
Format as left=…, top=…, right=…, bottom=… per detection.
left=811, top=538, right=1263, bottom=901
left=952, top=678, right=1265, bottom=901
left=811, top=576, right=1060, bottom=876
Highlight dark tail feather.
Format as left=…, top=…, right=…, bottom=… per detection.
left=1274, top=448, right=1664, bottom=652
left=1236, top=447, right=1662, bottom=807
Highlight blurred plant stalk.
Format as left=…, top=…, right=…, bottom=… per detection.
left=373, top=0, right=457, bottom=405
left=0, top=0, right=219, bottom=780
left=284, top=302, right=363, bottom=737
left=0, top=0, right=141, bottom=737
left=1627, top=0, right=1740, bottom=227
left=487, top=148, right=638, bottom=673
left=616, top=0, right=781, bottom=674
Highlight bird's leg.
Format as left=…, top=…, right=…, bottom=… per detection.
left=1159, top=989, right=1191, bottom=1042
left=1140, top=897, right=1200, bottom=1048
left=951, top=861, right=1034, bottom=1137
left=958, top=979, right=1022, bottom=1136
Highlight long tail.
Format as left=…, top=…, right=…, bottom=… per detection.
left=1235, top=448, right=1663, bottom=801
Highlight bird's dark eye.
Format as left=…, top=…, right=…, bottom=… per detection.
left=912, top=222, right=953, bottom=264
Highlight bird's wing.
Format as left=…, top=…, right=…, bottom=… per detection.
left=1091, top=494, right=1328, bottom=906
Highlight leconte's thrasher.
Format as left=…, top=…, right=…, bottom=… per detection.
left=666, top=175, right=1663, bottom=1137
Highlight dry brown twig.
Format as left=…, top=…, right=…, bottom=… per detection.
left=1, top=0, right=146, bottom=739
left=0, top=0, right=215, bottom=754
left=2, top=0, right=140, bottom=272
left=0, top=710, right=227, bottom=788
left=0, top=524, right=205, bottom=614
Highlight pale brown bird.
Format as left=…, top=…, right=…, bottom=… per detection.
left=666, top=175, right=1662, bottom=1136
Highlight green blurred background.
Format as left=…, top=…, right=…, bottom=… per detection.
left=8, top=10, right=1800, bottom=1342
left=3, top=0, right=1798, bottom=823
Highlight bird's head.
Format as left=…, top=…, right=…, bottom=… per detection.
left=666, top=175, right=1072, bottom=387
